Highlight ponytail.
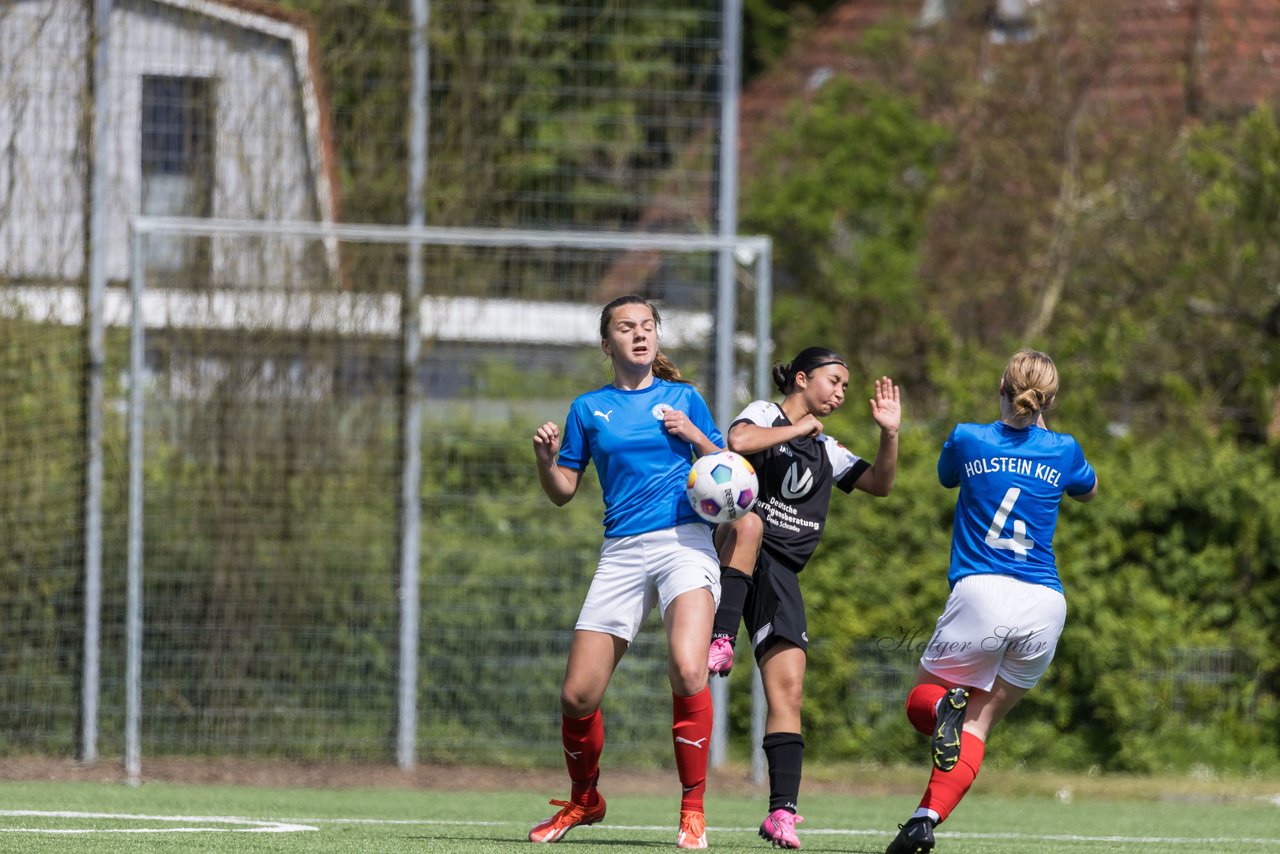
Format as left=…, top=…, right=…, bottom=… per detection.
left=652, top=352, right=685, bottom=383
left=1001, top=349, right=1058, bottom=425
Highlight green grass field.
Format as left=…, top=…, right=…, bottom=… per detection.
left=0, top=768, right=1276, bottom=852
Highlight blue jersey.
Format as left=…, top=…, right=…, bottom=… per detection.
left=938, top=421, right=1095, bottom=593
left=558, top=379, right=724, bottom=538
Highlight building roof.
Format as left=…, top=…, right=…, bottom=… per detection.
left=152, top=0, right=341, bottom=224
left=599, top=0, right=1280, bottom=301
left=1104, top=0, right=1280, bottom=119
left=740, top=0, right=1280, bottom=159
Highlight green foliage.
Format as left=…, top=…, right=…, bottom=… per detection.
left=277, top=0, right=721, bottom=232
left=742, top=78, right=949, bottom=382
left=0, top=319, right=85, bottom=754
left=1172, top=107, right=1280, bottom=439
left=274, top=0, right=412, bottom=225
left=740, top=6, right=1280, bottom=445
left=471, top=349, right=611, bottom=401
left=1035, top=107, right=1280, bottom=444
left=1047, top=434, right=1280, bottom=772
left=134, top=399, right=400, bottom=758
left=741, top=0, right=845, bottom=80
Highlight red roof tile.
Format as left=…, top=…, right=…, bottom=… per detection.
left=603, top=0, right=1280, bottom=299
left=738, top=0, right=1280, bottom=158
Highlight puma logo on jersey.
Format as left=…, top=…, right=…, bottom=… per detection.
left=781, top=462, right=813, bottom=499
left=674, top=736, right=708, bottom=749
left=593, top=409, right=613, bottom=422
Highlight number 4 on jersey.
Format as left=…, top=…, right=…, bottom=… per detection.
left=985, top=487, right=1035, bottom=559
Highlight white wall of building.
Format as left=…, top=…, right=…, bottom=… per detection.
left=0, top=0, right=331, bottom=286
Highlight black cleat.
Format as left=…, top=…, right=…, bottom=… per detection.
left=885, top=816, right=935, bottom=854
left=931, top=687, right=968, bottom=772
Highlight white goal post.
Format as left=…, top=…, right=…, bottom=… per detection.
left=103, top=216, right=773, bottom=781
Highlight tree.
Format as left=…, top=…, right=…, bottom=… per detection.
left=279, top=0, right=724, bottom=233
left=741, top=76, right=948, bottom=382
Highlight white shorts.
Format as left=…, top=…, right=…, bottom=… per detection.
left=919, top=573, right=1067, bottom=691
left=576, top=523, right=721, bottom=643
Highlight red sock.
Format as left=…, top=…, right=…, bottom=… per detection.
left=562, top=709, right=604, bottom=807
left=672, top=687, right=713, bottom=813
left=920, top=731, right=985, bottom=823
left=906, top=684, right=948, bottom=735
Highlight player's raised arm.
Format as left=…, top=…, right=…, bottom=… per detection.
left=532, top=421, right=581, bottom=506
left=854, top=376, right=900, bottom=497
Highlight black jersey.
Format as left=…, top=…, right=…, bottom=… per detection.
left=733, top=400, right=870, bottom=572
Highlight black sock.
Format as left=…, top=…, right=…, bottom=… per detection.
left=763, top=731, right=803, bottom=813
left=712, top=566, right=753, bottom=640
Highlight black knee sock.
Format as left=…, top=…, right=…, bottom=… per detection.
left=763, top=731, right=804, bottom=813
left=712, top=566, right=753, bottom=640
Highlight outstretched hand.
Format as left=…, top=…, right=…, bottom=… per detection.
left=869, top=376, right=901, bottom=434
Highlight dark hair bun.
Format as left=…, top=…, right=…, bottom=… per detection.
left=771, top=362, right=790, bottom=394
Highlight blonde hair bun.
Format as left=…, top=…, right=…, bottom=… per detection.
left=1002, top=350, right=1058, bottom=423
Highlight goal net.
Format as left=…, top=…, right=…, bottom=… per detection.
left=110, top=217, right=770, bottom=771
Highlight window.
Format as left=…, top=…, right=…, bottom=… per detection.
left=919, top=0, right=949, bottom=28
left=141, top=75, right=215, bottom=283
left=918, top=0, right=1041, bottom=43
left=990, top=0, right=1037, bottom=44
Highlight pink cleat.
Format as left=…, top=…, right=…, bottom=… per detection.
left=759, top=808, right=804, bottom=849
left=707, top=636, right=735, bottom=676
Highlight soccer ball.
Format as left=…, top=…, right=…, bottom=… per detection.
left=685, top=451, right=758, bottom=524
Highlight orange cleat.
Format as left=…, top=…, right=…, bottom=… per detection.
left=528, top=794, right=607, bottom=843
left=676, top=809, right=708, bottom=849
